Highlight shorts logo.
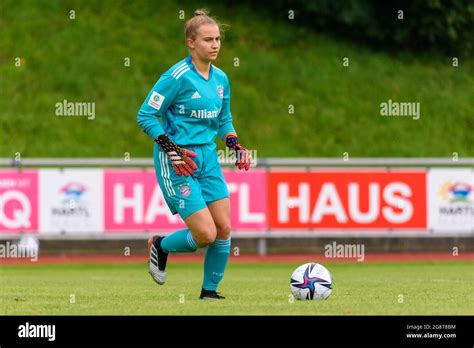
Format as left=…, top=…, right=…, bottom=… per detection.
left=180, top=185, right=191, bottom=197
left=148, top=91, right=165, bottom=110
left=217, top=86, right=224, bottom=99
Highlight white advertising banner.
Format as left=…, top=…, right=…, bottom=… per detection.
left=428, top=169, right=474, bottom=232
left=39, top=169, right=103, bottom=234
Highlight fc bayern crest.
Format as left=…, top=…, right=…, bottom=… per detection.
left=180, top=185, right=191, bottom=197
left=217, top=86, right=224, bottom=99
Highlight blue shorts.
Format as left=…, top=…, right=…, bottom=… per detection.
left=153, top=142, right=229, bottom=220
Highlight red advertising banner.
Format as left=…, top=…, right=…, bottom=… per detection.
left=223, top=169, right=267, bottom=231
left=104, top=169, right=185, bottom=232
left=0, top=168, right=431, bottom=234
left=0, top=170, right=39, bottom=233
left=104, top=169, right=267, bottom=232
left=268, top=170, right=426, bottom=229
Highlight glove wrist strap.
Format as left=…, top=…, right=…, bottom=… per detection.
left=155, top=134, right=176, bottom=154
left=226, top=136, right=239, bottom=150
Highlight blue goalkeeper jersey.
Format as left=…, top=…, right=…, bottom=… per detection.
left=137, top=55, right=235, bottom=146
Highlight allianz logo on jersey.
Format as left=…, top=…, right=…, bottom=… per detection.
left=190, top=108, right=221, bottom=119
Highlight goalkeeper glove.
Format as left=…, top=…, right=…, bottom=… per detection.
left=226, top=135, right=251, bottom=171
left=155, top=134, right=198, bottom=177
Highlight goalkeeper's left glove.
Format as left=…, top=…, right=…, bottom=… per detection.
left=226, top=135, right=251, bottom=171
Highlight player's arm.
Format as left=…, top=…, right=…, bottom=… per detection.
left=218, top=75, right=251, bottom=171
left=137, top=74, right=179, bottom=141
left=137, top=75, right=197, bottom=176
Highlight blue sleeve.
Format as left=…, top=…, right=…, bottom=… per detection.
left=137, top=74, right=181, bottom=141
left=218, top=73, right=236, bottom=140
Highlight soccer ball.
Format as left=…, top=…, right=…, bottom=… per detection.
left=290, top=263, right=333, bottom=300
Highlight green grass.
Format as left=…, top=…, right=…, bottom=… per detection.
left=1, top=261, right=472, bottom=315
left=0, top=0, right=473, bottom=158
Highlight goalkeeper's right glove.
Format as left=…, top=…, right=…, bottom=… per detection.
left=155, top=134, right=198, bottom=177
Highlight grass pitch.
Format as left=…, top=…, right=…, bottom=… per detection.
left=1, top=0, right=473, bottom=158
left=1, top=261, right=472, bottom=315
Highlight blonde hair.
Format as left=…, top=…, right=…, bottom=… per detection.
left=185, top=9, right=221, bottom=41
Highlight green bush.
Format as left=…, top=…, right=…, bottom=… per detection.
left=225, top=0, right=474, bottom=55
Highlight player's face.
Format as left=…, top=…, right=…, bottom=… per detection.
left=189, top=24, right=221, bottom=62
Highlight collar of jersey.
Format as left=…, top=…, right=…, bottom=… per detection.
left=186, top=55, right=214, bottom=82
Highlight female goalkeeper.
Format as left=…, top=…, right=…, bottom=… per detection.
left=137, top=9, right=251, bottom=300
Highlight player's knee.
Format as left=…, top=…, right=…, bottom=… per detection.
left=194, top=225, right=217, bottom=247
left=216, top=223, right=232, bottom=240
left=197, top=234, right=216, bottom=247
